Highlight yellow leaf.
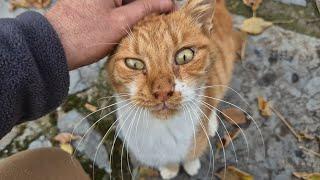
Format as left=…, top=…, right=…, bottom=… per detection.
left=60, top=143, right=74, bottom=154
left=139, top=167, right=159, bottom=178
left=53, top=132, right=80, bottom=144
left=221, top=108, right=248, bottom=125
left=257, top=96, right=272, bottom=117
left=243, top=0, right=263, bottom=11
left=293, top=172, right=320, bottom=180
left=215, top=166, right=254, bottom=180
left=217, top=128, right=241, bottom=150
left=298, top=132, right=315, bottom=141
left=241, top=17, right=272, bottom=35
left=84, top=103, right=98, bottom=112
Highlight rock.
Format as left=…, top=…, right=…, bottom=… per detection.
left=274, top=0, right=307, bottom=6
left=69, top=59, right=106, bottom=94
left=28, top=136, right=52, bottom=150
left=0, top=127, right=19, bottom=151
left=57, top=110, right=111, bottom=173
left=306, top=93, right=320, bottom=112
left=304, top=77, right=320, bottom=96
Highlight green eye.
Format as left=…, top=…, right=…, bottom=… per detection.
left=175, top=48, right=195, bottom=65
left=125, top=58, right=145, bottom=70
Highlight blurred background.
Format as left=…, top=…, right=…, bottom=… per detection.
left=0, top=0, right=319, bottom=179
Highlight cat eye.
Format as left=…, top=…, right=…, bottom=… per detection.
left=125, top=58, right=145, bottom=70
left=175, top=48, right=195, bottom=65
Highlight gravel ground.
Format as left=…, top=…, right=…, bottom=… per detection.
left=0, top=0, right=319, bottom=180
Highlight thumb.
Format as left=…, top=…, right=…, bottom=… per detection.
left=115, top=0, right=174, bottom=27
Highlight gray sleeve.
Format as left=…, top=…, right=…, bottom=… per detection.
left=0, top=11, right=69, bottom=138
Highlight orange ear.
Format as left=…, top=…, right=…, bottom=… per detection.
left=182, top=0, right=216, bottom=34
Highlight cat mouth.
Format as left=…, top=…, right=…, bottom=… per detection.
left=151, top=102, right=179, bottom=114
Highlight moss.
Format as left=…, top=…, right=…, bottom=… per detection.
left=62, top=94, right=87, bottom=112
left=226, top=0, right=320, bottom=38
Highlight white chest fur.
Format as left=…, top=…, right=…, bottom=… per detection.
left=116, top=99, right=203, bottom=168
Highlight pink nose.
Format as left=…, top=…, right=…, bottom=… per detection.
left=153, top=90, right=174, bottom=102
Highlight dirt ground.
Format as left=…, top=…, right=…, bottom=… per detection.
left=0, top=0, right=319, bottom=180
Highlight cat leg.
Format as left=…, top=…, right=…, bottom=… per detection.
left=183, top=158, right=201, bottom=176
left=208, top=110, right=218, bottom=137
left=159, top=164, right=179, bottom=179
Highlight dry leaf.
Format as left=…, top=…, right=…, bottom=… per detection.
left=217, top=128, right=241, bottom=150
left=60, top=143, right=74, bottom=154
left=257, top=96, right=272, bottom=117
left=241, top=17, right=272, bottom=35
left=215, top=166, right=254, bottom=180
left=139, top=167, right=159, bottom=178
left=53, top=132, right=80, bottom=144
left=316, top=0, right=320, bottom=14
left=243, top=0, right=263, bottom=11
left=293, top=172, right=320, bottom=180
left=298, top=132, right=315, bottom=141
left=221, top=108, right=247, bottom=125
left=84, top=103, right=97, bottom=112
left=9, top=0, right=51, bottom=11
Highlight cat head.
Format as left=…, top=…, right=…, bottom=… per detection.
left=106, top=0, right=220, bottom=119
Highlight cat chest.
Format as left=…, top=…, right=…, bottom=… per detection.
left=117, top=109, right=201, bottom=167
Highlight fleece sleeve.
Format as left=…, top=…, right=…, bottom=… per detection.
left=0, top=11, right=69, bottom=139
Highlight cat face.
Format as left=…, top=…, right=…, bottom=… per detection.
left=107, top=0, right=217, bottom=119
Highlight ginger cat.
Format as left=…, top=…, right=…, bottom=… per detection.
left=106, top=0, right=241, bottom=178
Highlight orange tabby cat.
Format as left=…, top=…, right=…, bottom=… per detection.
left=106, top=0, right=241, bottom=178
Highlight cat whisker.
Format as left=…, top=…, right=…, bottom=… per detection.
left=108, top=102, right=138, bottom=179
left=97, top=93, right=130, bottom=102
left=185, top=102, right=217, bottom=179
left=120, top=107, right=143, bottom=180
left=70, top=98, right=131, bottom=164
left=192, top=85, right=250, bottom=106
left=199, top=99, right=249, bottom=162
left=91, top=101, right=135, bottom=180
left=197, top=94, right=266, bottom=159
left=70, top=98, right=130, bottom=138
left=195, top=98, right=240, bottom=164
left=134, top=106, right=144, bottom=155
left=73, top=100, right=133, bottom=157
left=187, top=101, right=227, bottom=180
left=181, top=105, right=197, bottom=159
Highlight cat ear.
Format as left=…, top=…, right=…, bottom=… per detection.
left=182, top=0, right=216, bottom=34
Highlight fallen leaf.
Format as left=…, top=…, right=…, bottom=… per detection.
left=84, top=103, right=97, bottom=112
left=241, top=17, right=273, bottom=35
left=215, top=166, right=253, bottom=180
left=60, top=143, right=74, bottom=154
left=217, top=128, right=241, bottom=150
left=293, top=172, right=320, bottom=180
left=257, top=96, right=272, bottom=117
left=298, top=132, right=315, bottom=141
left=316, top=0, right=320, bottom=14
left=53, top=132, right=80, bottom=144
left=9, top=0, right=51, bottom=11
left=139, top=167, right=159, bottom=178
left=221, top=108, right=247, bottom=125
left=243, top=0, right=263, bottom=11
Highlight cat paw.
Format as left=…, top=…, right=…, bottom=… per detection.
left=183, top=159, right=201, bottom=176
left=159, top=166, right=179, bottom=179
left=208, top=110, right=218, bottom=137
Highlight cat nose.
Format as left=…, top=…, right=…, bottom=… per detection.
left=153, top=90, right=174, bottom=102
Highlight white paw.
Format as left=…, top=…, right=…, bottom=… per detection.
left=183, top=159, right=201, bottom=176
left=208, top=110, right=218, bottom=137
left=159, top=166, right=179, bottom=179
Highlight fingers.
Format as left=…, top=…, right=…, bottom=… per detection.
left=115, top=0, right=174, bottom=26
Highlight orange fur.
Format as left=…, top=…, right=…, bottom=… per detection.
left=106, top=0, right=241, bottom=173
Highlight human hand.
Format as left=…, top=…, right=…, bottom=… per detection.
left=45, top=0, right=174, bottom=70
